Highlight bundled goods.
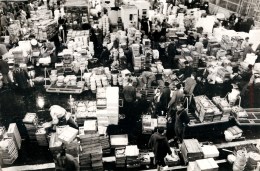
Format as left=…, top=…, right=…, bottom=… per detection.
left=212, top=96, right=231, bottom=115
left=221, top=35, right=232, bottom=50
left=101, top=15, right=109, bottom=35
left=233, top=150, right=247, bottom=171
left=65, top=139, right=79, bottom=157
left=96, top=99, right=107, bottom=109
left=180, top=139, right=203, bottom=164
left=97, top=88, right=106, bottom=99
left=100, top=135, right=110, bottom=154
left=58, top=126, right=78, bottom=145
left=181, top=48, right=191, bottom=57
left=132, top=44, right=140, bottom=57
left=0, top=138, right=18, bottom=164
left=90, top=76, right=97, bottom=91
left=79, top=133, right=103, bottom=170
left=84, top=120, right=97, bottom=134
left=246, top=152, right=260, bottom=170
left=106, top=87, right=119, bottom=125
left=23, top=113, right=38, bottom=140
left=201, top=145, right=219, bottom=158
left=12, top=47, right=28, bottom=64
left=125, top=145, right=140, bottom=168
left=115, top=147, right=126, bottom=167
left=194, top=96, right=219, bottom=122
left=142, top=115, right=152, bottom=133
left=91, top=146, right=103, bottom=171
left=224, top=126, right=243, bottom=142
left=194, top=158, right=219, bottom=171
left=0, top=127, right=6, bottom=140
left=110, top=134, right=128, bottom=147
left=35, top=128, right=48, bottom=146
left=217, top=67, right=230, bottom=81
left=231, top=106, right=248, bottom=119
left=157, top=116, right=167, bottom=128
left=165, top=148, right=180, bottom=166
left=191, top=51, right=200, bottom=68
left=6, top=123, right=21, bottom=150
left=37, top=20, right=58, bottom=40
left=75, top=102, right=88, bottom=125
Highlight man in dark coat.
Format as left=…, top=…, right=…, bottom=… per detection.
left=174, top=103, right=190, bottom=142
left=122, top=79, right=136, bottom=120
left=148, top=127, right=172, bottom=170
left=13, top=64, right=30, bottom=90
left=158, top=82, right=171, bottom=115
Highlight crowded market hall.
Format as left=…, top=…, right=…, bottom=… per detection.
left=1, top=0, right=260, bottom=170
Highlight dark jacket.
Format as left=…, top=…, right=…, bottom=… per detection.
left=123, top=85, right=136, bottom=102
left=183, top=65, right=193, bottom=80
left=13, top=68, right=29, bottom=89
left=159, top=86, right=171, bottom=109
left=148, top=132, right=172, bottom=159
left=0, top=59, right=9, bottom=74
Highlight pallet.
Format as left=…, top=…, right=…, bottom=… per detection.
left=234, top=108, right=260, bottom=126
left=187, top=111, right=229, bottom=127
left=46, top=84, right=84, bottom=94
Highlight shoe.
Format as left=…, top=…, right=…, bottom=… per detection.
left=162, top=166, right=168, bottom=170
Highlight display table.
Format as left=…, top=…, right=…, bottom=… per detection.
left=46, top=83, right=84, bottom=94
left=188, top=112, right=229, bottom=127
left=234, top=108, right=260, bottom=126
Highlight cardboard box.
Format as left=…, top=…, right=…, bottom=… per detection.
left=194, top=158, right=219, bottom=171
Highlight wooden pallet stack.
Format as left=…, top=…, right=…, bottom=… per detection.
left=23, top=113, right=38, bottom=140
left=7, top=123, right=21, bottom=150
left=0, top=138, right=18, bottom=165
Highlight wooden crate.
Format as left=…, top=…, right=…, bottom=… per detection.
left=181, top=139, right=203, bottom=164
